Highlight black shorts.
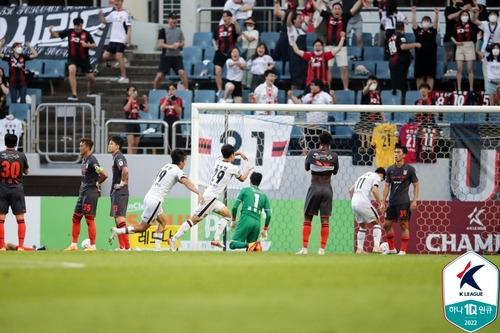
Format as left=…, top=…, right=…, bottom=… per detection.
left=385, top=203, right=411, bottom=222
left=74, top=188, right=99, bottom=216
left=213, top=50, right=229, bottom=68
left=0, top=185, right=26, bottom=215
left=106, top=42, right=126, bottom=55
left=158, top=55, right=184, bottom=74
left=225, top=80, right=242, bottom=97
left=110, top=187, right=129, bottom=217
left=125, top=123, right=141, bottom=136
left=304, top=183, right=333, bottom=217
left=67, top=58, right=93, bottom=73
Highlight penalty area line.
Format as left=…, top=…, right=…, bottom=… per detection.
left=0, top=259, right=86, bottom=269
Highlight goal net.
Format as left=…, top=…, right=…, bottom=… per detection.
left=186, top=103, right=500, bottom=254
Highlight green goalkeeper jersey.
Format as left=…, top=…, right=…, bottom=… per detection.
left=232, top=185, right=272, bottom=227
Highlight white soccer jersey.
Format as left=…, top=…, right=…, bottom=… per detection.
left=0, top=117, right=24, bottom=150
left=204, top=158, right=241, bottom=199
left=351, top=172, right=381, bottom=206
left=145, top=164, right=186, bottom=202
left=225, top=57, right=246, bottom=82
left=253, top=83, right=278, bottom=115
left=105, top=9, right=132, bottom=43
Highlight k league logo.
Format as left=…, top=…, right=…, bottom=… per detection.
left=442, top=251, right=499, bottom=332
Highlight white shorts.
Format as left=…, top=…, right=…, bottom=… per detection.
left=193, top=196, right=225, bottom=219
left=140, top=196, right=164, bottom=224
left=455, top=41, right=476, bottom=61
left=325, top=46, right=348, bottom=67
left=346, top=14, right=363, bottom=38
left=352, top=202, right=379, bottom=223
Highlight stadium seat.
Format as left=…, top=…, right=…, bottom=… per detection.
left=148, top=89, right=167, bottom=106
left=405, top=34, right=416, bottom=44
left=167, top=61, right=192, bottom=81
left=182, top=46, right=203, bottom=63
left=464, top=112, right=486, bottom=123
left=306, top=32, right=319, bottom=46
left=203, top=47, right=215, bottom=61
left=194, top=89, right=216, bottom=103
left=26, top=88, right=42, bottom=106
left=436, top=33, right=442, bottom=47
left=404, top=90, right=421, bottom=105
left=393, top=112, right=411, bottom=124
left=9, top=103, right=30, bottom=122
left=176, top=90, right=193, bottom=120
left=381, top=89, right=402, bottom=105
left=440, top=112, right=465, bottom=123
left=193, top=32, right=213, bottom=49
left=472, top=61, right=484, bottom=81
left=435, top=60, right=445, bottom=80
left=350, top=32, right=372, bottom=47
left=374, top=60, right=390, bottom=80
left=278, top=89, right=286, bottom=104
left=335, top=89, right=355, bottom=104
left=0, top=60, right=9, bottom=77
left=39, top=59, right=66, bottom=79
left=260, top=32, right=280, bottom=51
left=190, top=61, right=214, bottom=80
left=347, top=46, right=362, bottom=60
left=363, top=47, right=385, bottom=61
left=350, top=60, right=376, bottom=80
left=25, top=59, right=43, bottom=78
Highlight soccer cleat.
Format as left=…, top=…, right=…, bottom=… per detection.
left=64, top=245, right=78, bottom=251
left=37, top=245, right=47, bottom=251
left=108, top=227, right=117, bottom=245
left=372, top=247, right=384, bottom=253
left=355, top=249, right=366, bottom=254
left=84, top=246, right=96, bottom=252
left=67, top=95, right=78, bottom=101
left=0, top=247, right=6, bottom=251
left=296, top=248, right=308, bottom=255
left=168, top=238, right=177, bottom=252
left=117, top=76, right=129, bottom=84
left=381, top=248, right=398, bottom=255
left=318, top=248, right=325, bottom=255
left=398, top=251, right=406, bottom=256
left=210, top=240, right=225, bottom=248
left=17, top=247, right=24, bottom=251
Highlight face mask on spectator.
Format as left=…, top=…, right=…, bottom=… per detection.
left=461, top=15, right=469, bottom=23
left=15, top=47, right=22, bottom=55
left=422, top=21, right=431, bottom=29
left=369, top=84, right=377, bottom=91
left=489, top=15, right=498, bottom=24
left=492, top=49, right=500, bottom=56
left=246, top=26, right=254, bottom=31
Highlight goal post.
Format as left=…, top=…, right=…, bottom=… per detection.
left=188, top=102, right=500, bottom=254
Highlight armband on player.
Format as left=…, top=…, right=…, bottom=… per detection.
left=119, top=180, right=125, bottom=187
left=95, top=166, right=104, bottom=174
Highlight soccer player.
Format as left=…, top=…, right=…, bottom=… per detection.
left=297, top=132, right=339, bottom=256
left=108, top=136, right=130, bottom=250
left=99, top=0, right=132, bottom=83
left=0, top=134, right=29, bottom=251
left=49, top=17, right=97, bottom=101
left=229, top=172, right=271, bottom=252
left=169, top=144, right=253, bottom=251
left=109, top=149, right=204, bottom=250
left=349, top=167, right=386, bottom=254
left=4, top=242, right=46, bottom=251
left=65, top=138, right=108, bottom=251
left=380, top=144, right=419, bottom=255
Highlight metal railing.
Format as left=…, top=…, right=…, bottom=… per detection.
left=104, top=119, right=170, bottom=153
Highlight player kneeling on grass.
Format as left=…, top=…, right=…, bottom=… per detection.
left=4, top=242, right=46, bottom=251
left=229, top=172, right=271, bottom=252
left=349, top=167, right=386, bottom=254
left=109, top=149, right=204, bottom=250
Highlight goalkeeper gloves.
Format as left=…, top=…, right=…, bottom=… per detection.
left=230, top=218, right=237, bottom=231
left=259, top=227, right=268, bottom=241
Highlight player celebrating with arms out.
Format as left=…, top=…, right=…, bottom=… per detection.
left=169, top=144, right=253, bottom=251
left=380, top=144, right=419, bottom=255
left=349, top=167, right=386, bottom=254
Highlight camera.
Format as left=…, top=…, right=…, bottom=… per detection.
left=170, top=95, right=177, bottom=101
left=133, top=89, right=138, bottom=95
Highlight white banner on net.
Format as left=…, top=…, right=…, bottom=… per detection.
left=198, top=114, right=294, bottom=190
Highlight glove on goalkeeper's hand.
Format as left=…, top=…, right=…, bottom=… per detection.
left=259, top=229, right=268, bottom=241
left=230, top=219, right=237, bottom=232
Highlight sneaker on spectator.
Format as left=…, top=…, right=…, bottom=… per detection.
left=87, top=92, right=98, bottom=97
left=218, top=99, right=227, bottom=103
left=68, top=95, right=78, bottom=101
left=117, top=76, right=129, bottom=84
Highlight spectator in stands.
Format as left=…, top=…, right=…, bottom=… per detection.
left=0, top=68, right=9, bottom=119
left=287, top=9, right=308, bottom=91
left=444, top=0, right=470, bottom=72
left=290, top=33, right=345, bottom=93
left=250, top=69, right=279, bottom=115
left=374, top=0, right=387, bottom=46
left=355, top=75, right=384, bottom=152
left=414, top=82, right=437, bottom=125
left=311, top=0, right=364, bottom=90
left=99, top=0, right=132, bottom=84
left=0, top=39, right=38, bottom=104
left=233, top=0, right=256, bottom=29
left=287, top=79, right=336, bottom=151
left=481, top=43, right=500, bottom=106
left=123, top=85, right=149, bottom=154
left=451, top=9, right=478, bottom=92
left=380, top=0, right=408, bottom=60
left=273, top=0, right=298, bottom=69
left=153, top=12, right=188, bottom=91
left=239, top=17, right=259, bottom=88
left=472, top=9, right=500, bottom=90
left=49, top=17, right=97, bottom=101
left=344, top=0, right=365, bottom=49
left=246, top=43, right=275, bottom=91
left=220, top=47, right=247, bottom=103
left=213, top=10, right=241, bottom=100
left=388, top=22, right=421, bottom=94
left=412, top=6, right=439, bottom=90
left=475, top=0, right=489, bottom=22
left=159, top=83, right=183, bottom=152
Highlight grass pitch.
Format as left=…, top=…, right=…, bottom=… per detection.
left=0, top=251, right=499, bottom=333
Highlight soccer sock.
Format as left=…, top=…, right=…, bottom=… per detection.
left=155, top=232, right=163, bottom=249
left=214, top=217, right=229, bottom=241
left=302, top=220, right=312, bottom=248
left=173, top=220, right=193, bottom=241
left=357, top=228, right=366, bottom=251
left=0, top=219, right=4, bottom=248
left=17, top=219, right=26, bottom=248
left=85, top=216, right=97, bottom=245
left=123, top=233, right=130, bottom=250
left=72, top=214, right=82, bottom=243
left=373, top=225, right=382, bottom=248
left=401, top=235, right=410, bottom=252
left=387, top=232, right=395, bottom=250
left=117, top=221, right=127, bottom=249
left=320, top=222, right=329, bottom=249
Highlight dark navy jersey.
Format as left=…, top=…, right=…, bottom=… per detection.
left=385, top=163, right=418, bottom=206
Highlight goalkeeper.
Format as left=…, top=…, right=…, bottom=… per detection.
left=229, top=172, right=271, bottom=252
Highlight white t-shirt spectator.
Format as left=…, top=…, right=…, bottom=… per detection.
left=301, top=91, right=333, bottom=123
left=225, top=56, right=246, bottom=82
left=105, top=8, right=132, bottom=43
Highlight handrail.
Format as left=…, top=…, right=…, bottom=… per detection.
left=104, top=119, right=170, bottom=153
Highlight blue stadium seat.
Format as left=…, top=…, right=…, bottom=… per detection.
left=374, top=60, right=390, bottom=80
left=193, top=32, right=213, bottom=49
left=404, top=90, right=421, bottom=105
left=350, top=61, right=376, bottom=80
left=39, top=59, right=66, bottom=79
left=0, top=60, right=9, bottom=77
left=405, top=34, right=416, bottom=44
left=464, top=112, right=486, bottom=123
left=194, top=89, right=216, bottom=103
left=335, top=90, right=355, bottom=104
left=148, top=89, right=167, bottom=106
left=363, top=47, right=385, bottom=61
left=440, top=112, right=465, bottom=123
left=176, top=90, right=193, bottom=120
left=9, top=103, right=30, bottom=122
left=190, top=61, right=214, bottom=80
left=182, top=46, right=203, bottom=63
left=203, top=47, right=215, bottom=61
left=167, top=61, right=191, bottom=81
left=381, top=89, right=402, bottom=105
left=260, top=32, right=280, bottom=51
left=436, top=33, right=442, bottom=47
left=347, top=46, right=362, bottom=60
left=306, top=32, right=319, bottom=46
left=26, top=88, right=42, bottom=106
left=278, top=89, right=286, bottom=104
left=25, top=59, right=43, bottom=78
left=350, top=32, right=372, bottom=47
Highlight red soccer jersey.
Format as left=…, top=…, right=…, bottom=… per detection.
left=399, top=122, right=419, bottom=164
left=431, top=91, right=451, bottom=106
left=418, top=124, right=439, bottom=163
left=302, top=51, right=334, bottom=86
left=451, top=90, right=470, bottom=106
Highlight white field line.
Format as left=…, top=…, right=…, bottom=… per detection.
left=0, top=259, right=86, bottom=269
